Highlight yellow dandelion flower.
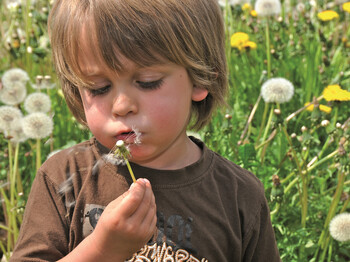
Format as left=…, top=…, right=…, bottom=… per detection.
left=323, top=85, right=350, bottom=101
left=305, top=102, right=315, bottom=111
left=305, top=102, right=332, bottom=114
left=242, top=3, right=252, bottom=11
left=231, top=32, right=249, bottom=50
left=319, top=105, right=332, bottom=113
left=317, top=10, right=339, bottom=21
left=243, top=41, right=257, bottom=50
left=250, top=10, right=258, bottom=17
left=343, top=2, right=350, bottom=13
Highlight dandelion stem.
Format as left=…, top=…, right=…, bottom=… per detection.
left=316, top=170, right=345, bottom=259
left=125, top=159, right=136, bottom=183
left=265, top=17, right=271, bottom=78
left=36, top=139, right=41, bottom=172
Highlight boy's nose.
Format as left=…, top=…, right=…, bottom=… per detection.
left=112, top=92, right=138, bottom=117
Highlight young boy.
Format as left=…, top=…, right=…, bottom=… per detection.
left=11, top=0, right=280, bottom=261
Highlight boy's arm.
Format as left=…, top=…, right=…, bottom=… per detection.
left=57, top=179, right=157, bottom=262
left=11, top=172, right=156, bottom=262
left=242, top=199, right=281, bottom=262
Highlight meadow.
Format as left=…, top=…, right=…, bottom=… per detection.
left=0, top=0, right=349, bottom=261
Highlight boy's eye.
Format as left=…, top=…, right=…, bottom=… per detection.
left=136, top=79, right=163, bottom=90
left=89, top=85, right=111, bottom=96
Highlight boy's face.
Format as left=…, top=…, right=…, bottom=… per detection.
left=77, top=38, right=208, bottom=169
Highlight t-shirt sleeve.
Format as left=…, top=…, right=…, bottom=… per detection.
left=10, top=170, right=69, bottom=262
left=242, top=197, right=281, bottom=262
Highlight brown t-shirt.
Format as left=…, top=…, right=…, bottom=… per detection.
left=11, top=137, right=280, bottom=261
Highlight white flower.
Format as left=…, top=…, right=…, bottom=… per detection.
left=329, top=213, right=350, bottom=242
left=1, top=68, right=29, bottom=89
left=24, top=92, right=51, bottom=113
left=261, top=77, right=294, bottom=103
left=6, top=118, right=27, bottom=144
left=218, top=0, right=251, bottom=7
left=0, top=81, right=27, bottom=106
left=22, top=112, right=53, bottom=139
left=254, top=0, right=281, bottom=17
left=0, top=105, right=23, bottom=133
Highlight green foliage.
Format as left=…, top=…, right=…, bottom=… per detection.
left=0, top=0, right=350, bottom=261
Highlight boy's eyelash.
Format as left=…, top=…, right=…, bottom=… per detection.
left=89, top=85, right=111, bottom=96
left=88, top=79, right=163, bottom=96
left=136, top=79, right=163, bottom=90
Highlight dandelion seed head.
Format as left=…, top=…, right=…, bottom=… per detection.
left=116, top=140, right=124, bottom=147
left=102, top=153, right=126, bottom=166
left=218, top=0, right=251, bottom=7
left=261, top=77, right=294, bottom=103
left=329, top=213, right=350, bottom=242
left=22, top=112, right=53, bottom=139
left=7, top=118, right=27, bottom=144
left=0, top=105, right=23, bottom=133
left=321, top=120, right=330, bottom=127
left=0, top=82, right=27, bottom=105
left=24, top=92, right=51, bottom=113
left=1, top=68, right=30, bottom=88
left=254, top=0, right=281, bottom=17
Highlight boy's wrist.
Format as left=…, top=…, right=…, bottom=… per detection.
left=57, top=233, right=126, bottom=262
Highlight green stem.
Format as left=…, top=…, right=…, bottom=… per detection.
left=316, top=170, right=346, bottom=259
left=36, top=139, right=41, bottom=172
left=265, top=17, right=271, bottom=78
left=125, top=159, right=136, bottom=183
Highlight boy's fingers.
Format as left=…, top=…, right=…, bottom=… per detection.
left=119, top=179, right=147, bottom=217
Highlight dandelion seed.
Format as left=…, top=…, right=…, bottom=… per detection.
left=329, top=213, right=350, bottom=242
left=92, top=159, right=103, bottom=176
left=46, top=149, right=62, bottom=160
left=1, top=68, right=30, bottom=88
left=254, top=0, right=281, bottom=17
left=58, top=174, right=75, bottom=195
left=0, top=82, right=27, bottom=105
left=260, top=77, right=294, bottom=103
left=24, top=92, right=51, bottom=113
left=22, top=112, right=53, bottom=139
left=0, top=105, right=23, bottom=133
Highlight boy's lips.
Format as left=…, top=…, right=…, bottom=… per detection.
left=115, top=131, right=137, bottom=143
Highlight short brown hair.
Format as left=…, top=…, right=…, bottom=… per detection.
left=49, top=0, right=228, bottom=130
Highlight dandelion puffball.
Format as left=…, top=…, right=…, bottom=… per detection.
left=261, top=77, right=294, bottom=103
left=0, top=105, right=23, bottom=133
left=7, top=118, right=27, bottom=144
left=254, top=0, right=281, bottom=17
left=329, top=213, right=350, bottom=242
left=1, top=68, right=30, bottom=88
left=0, top=82, right=27, bottom=105
left=24, top=92, right=51, bottom=113
left=22, top=112, right=53, bottom=139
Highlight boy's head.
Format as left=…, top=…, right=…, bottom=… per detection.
left=49, top=0, right=228, bottom=130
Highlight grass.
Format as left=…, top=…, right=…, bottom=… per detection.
left=0, top=0, right=349, bottom=261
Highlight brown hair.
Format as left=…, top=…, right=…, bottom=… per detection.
left=48, top=0, right=228, bottom=130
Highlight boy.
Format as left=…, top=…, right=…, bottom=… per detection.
left=11, top=0, right=280, bottom=261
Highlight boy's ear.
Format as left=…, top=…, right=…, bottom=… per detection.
left=192, top=86, right=208, bottom=102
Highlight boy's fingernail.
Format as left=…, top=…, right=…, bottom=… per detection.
left=142, top=178, right=151, bottom=186
left=129, top=182, right=137, bottom=190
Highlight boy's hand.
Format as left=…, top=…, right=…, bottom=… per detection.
left=88, top=178, right=157, bottom=261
